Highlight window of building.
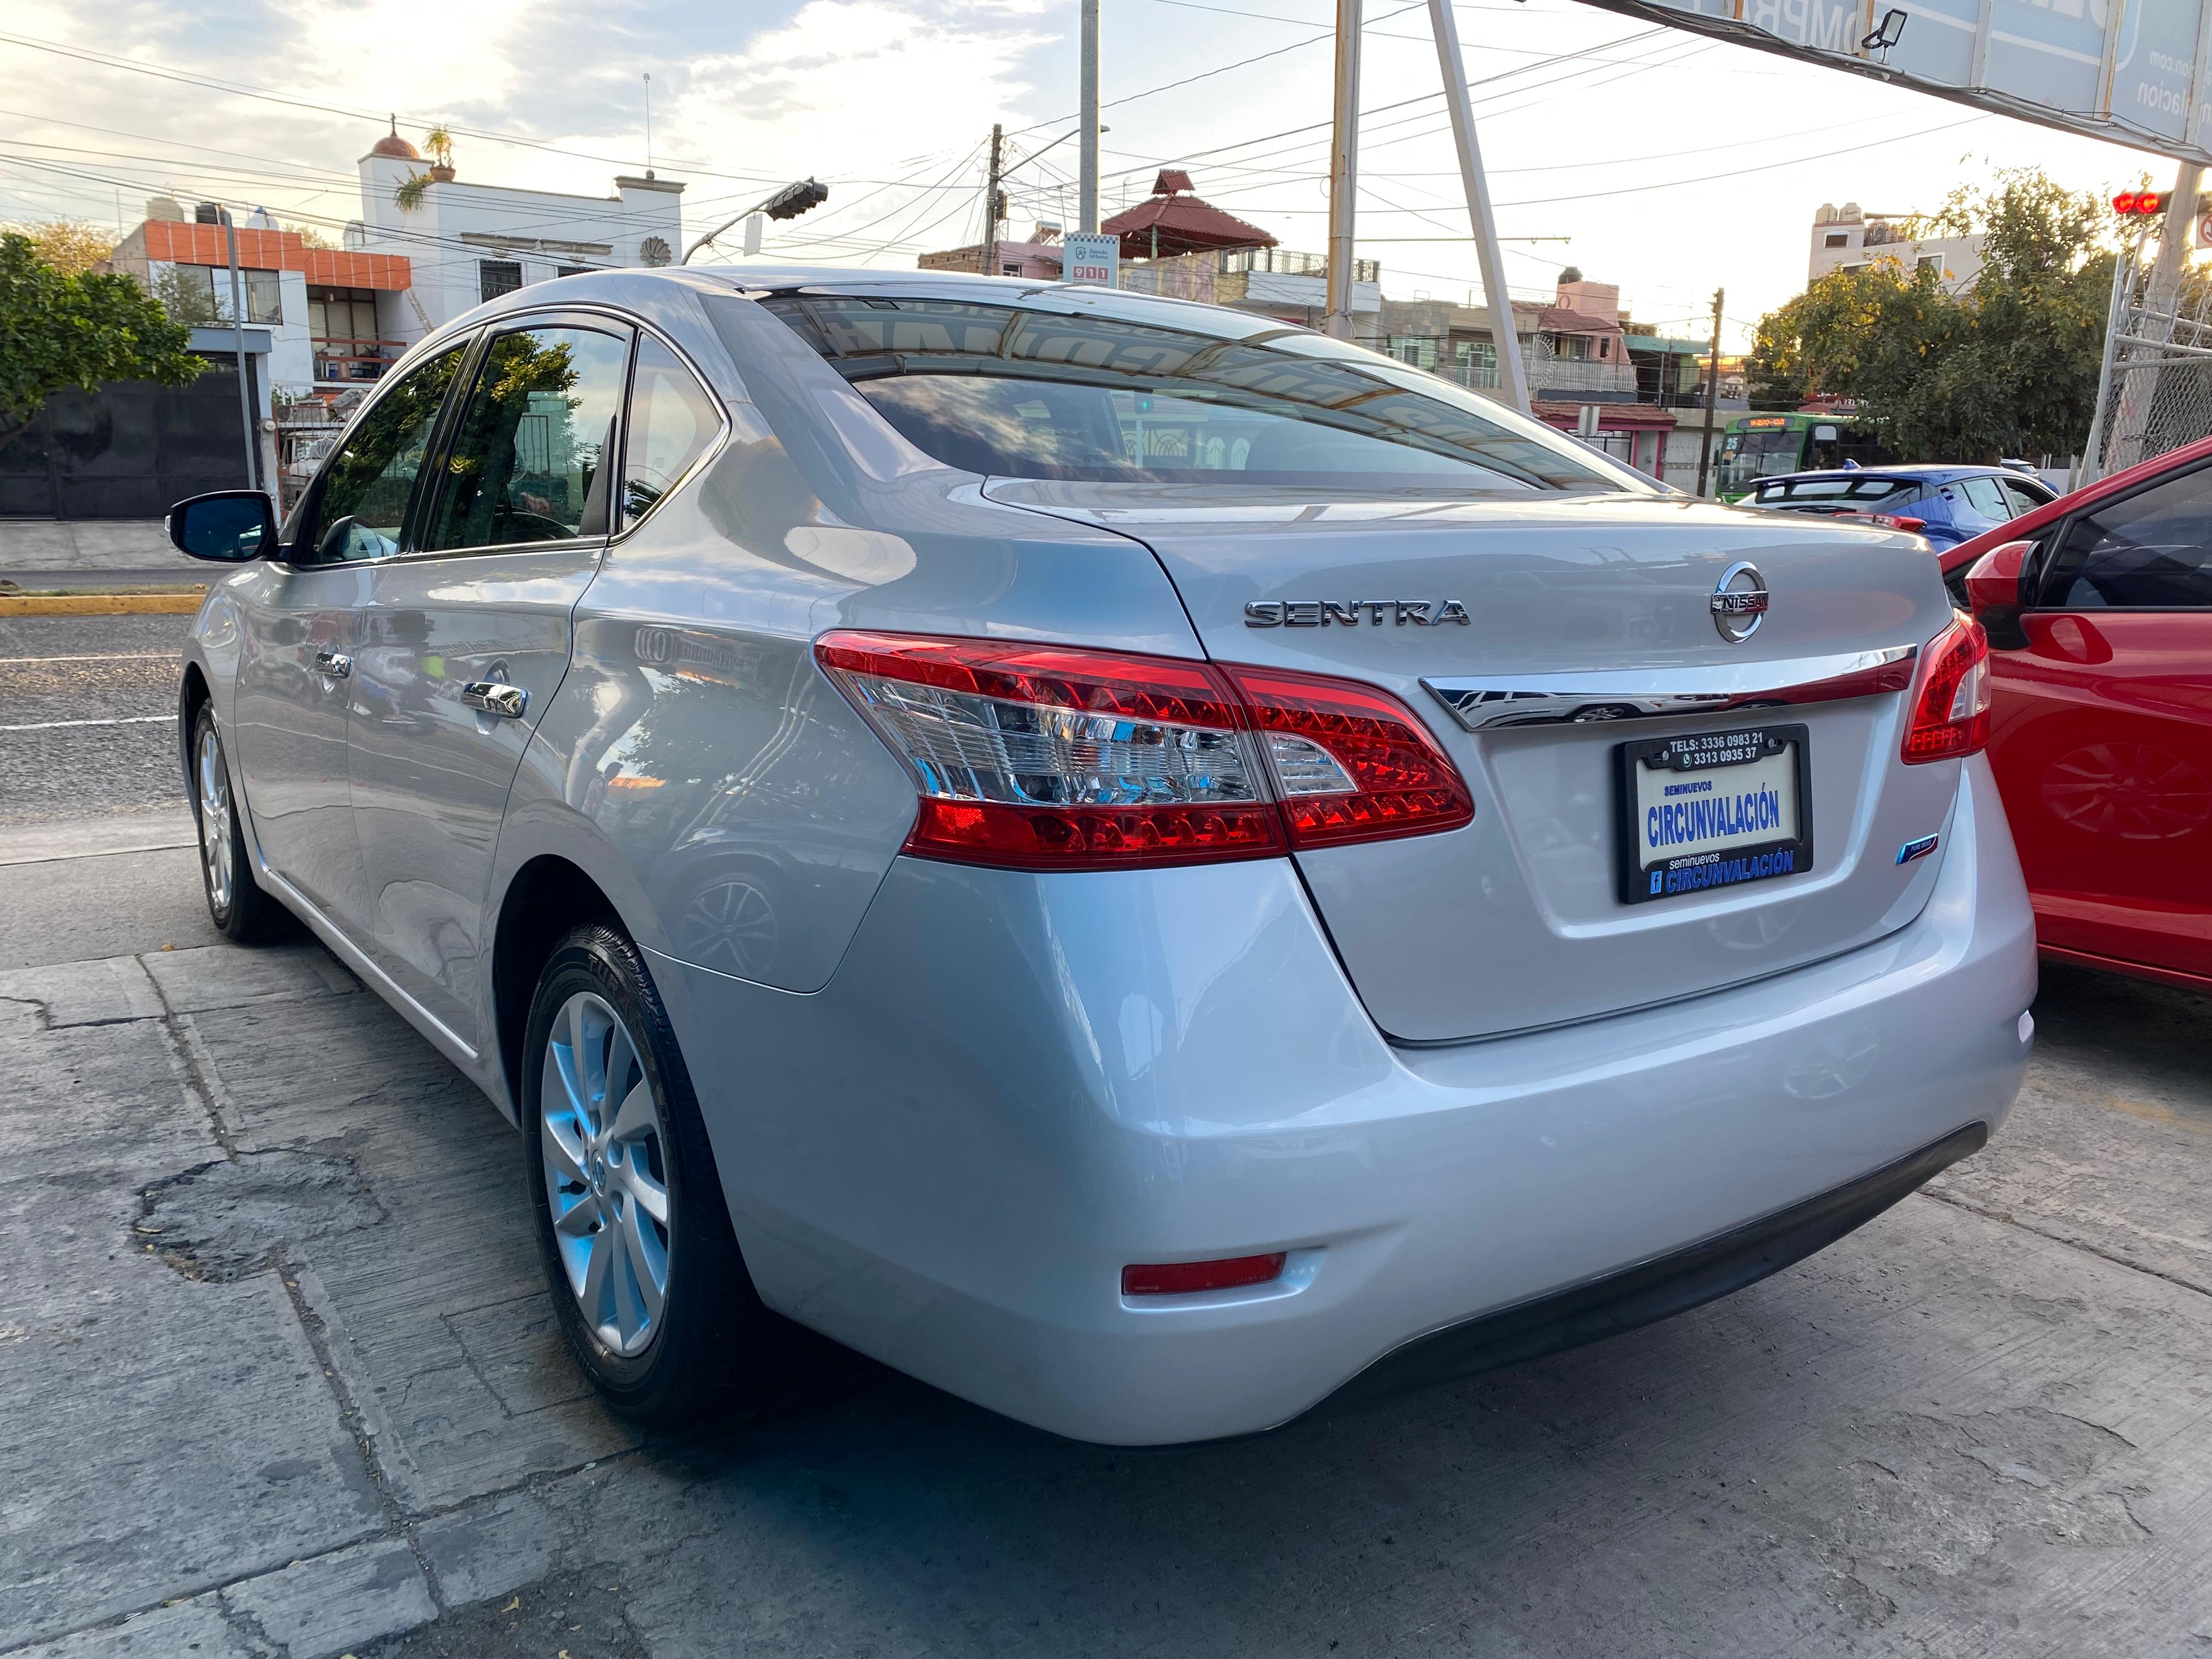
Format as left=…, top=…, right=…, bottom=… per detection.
left=172, top=265, right=281, bottom=324
left=1917, top=255, right=1943, bottom=276
left=1824, top=232, right=1849, bottom=248
left=1386, top=336, right=1437, bottom=370
left=1001, top=263, right=1025, bottom=276
left=556, top=265, right=595, bottom=278
left=479, top=261, right=524, bottom=302
left=308, top=286, right=390, bottom=382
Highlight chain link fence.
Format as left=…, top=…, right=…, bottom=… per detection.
left=2088, top=237, right=2212, bottom=480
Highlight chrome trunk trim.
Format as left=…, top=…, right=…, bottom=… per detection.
left=1423, top=644, right=1920, bottom=731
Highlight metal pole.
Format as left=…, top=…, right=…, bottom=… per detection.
left=222, top=210, right=258, bottom=492
left=1695, top=286, right=1724, bottom=499
left=1079, top=0, right=1101, bottom=235
left=1426, top=0, right=1527, bottom=413
left=1324, top=0, right=1362, bottom=339
left=983, top=123, right=1004, bottom=276
left=2083, top=241, right=2136, bottom=484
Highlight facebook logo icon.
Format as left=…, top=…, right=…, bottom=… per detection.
left=1650, top=871, right=1664, bottom=894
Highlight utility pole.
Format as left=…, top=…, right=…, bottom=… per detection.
left=221, top=208, right=258, bottom=493
left=1079, top=0, right=1100, bottom=235
left=1324, top=0, right=1362, bottom=338
left=1425, top=0, right=1526, bottom=413
left=1695, top=286, right=1724, bottom=499
left=982, top=123, right=1005, bottom=276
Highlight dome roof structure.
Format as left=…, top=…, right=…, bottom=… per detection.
left=368, top=117, right=421, bottom=161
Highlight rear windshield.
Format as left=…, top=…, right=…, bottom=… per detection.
left=760, top=295, right=1629, bottom=493
left=1752, top=477, right=1918, bottom=505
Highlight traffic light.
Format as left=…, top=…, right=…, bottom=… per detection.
left=763, top=178, right=830, bottom=221
left=2113, top=189, right=2171, bottom=217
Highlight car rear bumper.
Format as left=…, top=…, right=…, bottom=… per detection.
left=653, top=757, right=2035, bottom=1446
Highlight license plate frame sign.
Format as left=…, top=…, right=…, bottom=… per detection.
left=1616, top=724, right=1813, bottom=905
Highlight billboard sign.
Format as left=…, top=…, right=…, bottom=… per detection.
left=1575, top=0, right=2212, bottom=165
left=1063, top=232, right=1120, bottom=287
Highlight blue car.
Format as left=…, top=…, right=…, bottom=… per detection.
left=1744, top=465, right=2056, bottom=549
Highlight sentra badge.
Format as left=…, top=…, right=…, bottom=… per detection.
left=1244, top=600, right=1471, bottom=628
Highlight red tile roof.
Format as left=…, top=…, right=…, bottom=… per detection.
left=1102, top=173, right=1276, bottom=258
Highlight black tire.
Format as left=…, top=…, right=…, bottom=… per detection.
left=521, top=922, right=768, bottom=1425
left=188, top=704, right=290, bottom=942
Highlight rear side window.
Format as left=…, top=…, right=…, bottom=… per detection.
left=1955, top=476, right=2012, bottom=522
left=2042, top=464, right=2212, bottom=608
left=761, top=296, right=1626, bottom=493
left=424, top=323, right=630, bottom=550
left=623, top=337, right=722, bottom=528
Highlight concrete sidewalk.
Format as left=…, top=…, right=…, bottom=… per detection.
left=2, top=816, right=2210, bottom=1657
left=0, top=521, right=192, bottom=577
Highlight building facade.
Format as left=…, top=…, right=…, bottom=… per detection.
left=1808, top=201, right=1983, bottom=290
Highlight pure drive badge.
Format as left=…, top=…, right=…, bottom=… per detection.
left=1244, top=600, right=1471, bottom=627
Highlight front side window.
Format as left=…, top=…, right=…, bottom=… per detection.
left=761, top=296, right=1628, bottom=493
left=2042, top=464, right=2212, bottom=609
left=2000, top=476, right=2051, bottom=516
left=622, top=337, right=722, bottom=528
left=424, top=324, right=630, bottom=550
left=303, top=341, right=467, bottom=564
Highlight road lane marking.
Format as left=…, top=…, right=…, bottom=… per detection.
left=0, top=715, right=171, bottom=731
left=0, top=652, right=176, bottom=664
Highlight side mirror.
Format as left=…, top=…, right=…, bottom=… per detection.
left=1963, top=538, right=2033, bottom=649
left=167, top=490, right=278, bottom=562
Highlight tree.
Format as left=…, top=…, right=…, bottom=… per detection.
left=1746, top=169, right=2115, bottom=460
left=0, top=232, right=205, bottom=455
left=0, top=219, right=116, bottom=276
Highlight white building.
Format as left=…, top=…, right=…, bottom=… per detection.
left=351, top=123, right=683, bottom=340
left=104, top=122, right=684, bottom=413
left=1809, top=201, right=1983, bottom=291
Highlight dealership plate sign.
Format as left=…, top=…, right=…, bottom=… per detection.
left=1575, top=0, right=2212, bottom=165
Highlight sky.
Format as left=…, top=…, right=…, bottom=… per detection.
left=0, top=0, right=2192, bottom=348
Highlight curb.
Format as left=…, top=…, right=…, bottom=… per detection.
left=0, top=592, right=205, bottom=617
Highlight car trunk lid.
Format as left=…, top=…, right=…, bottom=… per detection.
left=986, top=481, right=1965, bottom=1042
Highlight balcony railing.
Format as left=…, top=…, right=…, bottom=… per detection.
left=313, top=337, right=408, bottom=383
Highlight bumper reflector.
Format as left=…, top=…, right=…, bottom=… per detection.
left=1121, top=1252, right=1288, bottom=1297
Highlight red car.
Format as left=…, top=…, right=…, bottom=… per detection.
left=1940, top=441, right=2212, bottom=993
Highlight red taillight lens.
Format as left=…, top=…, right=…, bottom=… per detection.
left=816, top=631, right=1282, bottom=870
left=1221, top=663, right=1476, bottom=848
left=1121, top=1252, right=1286, bottom=1296
left=1901, top=616, right=1992, bottom=764
left=814, top=633, right=1474, bottom=869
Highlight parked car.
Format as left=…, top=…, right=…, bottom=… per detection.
left=1942, top=436, right=2212, bottom=994
left=1743, top=465, right=2056, bottom=548
left=165, top=269, right=2035, bottom=1446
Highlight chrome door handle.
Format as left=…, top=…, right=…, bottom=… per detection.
left=461, top=681, right=529, bottom=719
left=313, top=650, right=352, bottom=679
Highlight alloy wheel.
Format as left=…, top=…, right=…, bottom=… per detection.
left=196, top=724, right=234, bottom=912
left=539, top=991, right=673, bottom=1357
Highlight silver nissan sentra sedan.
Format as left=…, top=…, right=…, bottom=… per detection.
left=167, top=267, right=2036, bottom=1444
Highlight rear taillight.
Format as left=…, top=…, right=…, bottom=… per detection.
left=814, top=632, right=1473, bottom=870
left=1900, top=616, right=1992, bottom=764
left=1220, top=663, right=1475, bottom=848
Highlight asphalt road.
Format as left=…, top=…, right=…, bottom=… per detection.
left=3, top=613, right=2210, bottom=1658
